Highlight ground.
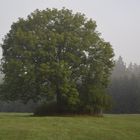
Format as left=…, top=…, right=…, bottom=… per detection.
left=0, top=113, right=140, bottom=140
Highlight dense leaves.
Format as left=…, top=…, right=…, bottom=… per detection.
left=1, top=8, right=114, bottom=114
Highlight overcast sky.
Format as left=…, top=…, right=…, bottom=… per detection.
left=0, top=0, right=140, bottom=64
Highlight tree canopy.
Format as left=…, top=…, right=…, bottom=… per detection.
left=0, top=8, right=114, bottom=114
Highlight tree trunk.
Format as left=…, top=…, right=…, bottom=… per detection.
left=56, top=87, right=62, bottom=113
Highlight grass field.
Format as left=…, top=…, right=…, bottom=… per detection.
left=0, top=113, right=139, bottom=140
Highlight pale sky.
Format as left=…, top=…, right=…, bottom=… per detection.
left=0, top=0, right=140, bottom=64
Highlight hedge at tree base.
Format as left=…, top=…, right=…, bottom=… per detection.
left=34, top=101, right=104, bottom=116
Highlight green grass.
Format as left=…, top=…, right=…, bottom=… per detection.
left=0, top=113, right=140, bottom=140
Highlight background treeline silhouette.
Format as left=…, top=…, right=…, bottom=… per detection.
left=109, top=56, right=140, bottom=113
left=0, top=56, right=140, bottom=113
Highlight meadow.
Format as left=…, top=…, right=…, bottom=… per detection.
left=0, top=113, right=139, bottom=140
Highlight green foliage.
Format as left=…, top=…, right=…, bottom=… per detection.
left=1, top=8, right=114, bottom=114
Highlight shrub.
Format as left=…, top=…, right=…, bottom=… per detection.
left=34, top=101, right=57, bottom=116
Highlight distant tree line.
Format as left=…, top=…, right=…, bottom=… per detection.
left=108, top=56, right=140, bottom=113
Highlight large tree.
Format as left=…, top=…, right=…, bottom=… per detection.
left=1, top=8, right=114, bottom=114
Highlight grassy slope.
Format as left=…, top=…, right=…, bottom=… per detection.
left=0, top=113, right=140, bottom=140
